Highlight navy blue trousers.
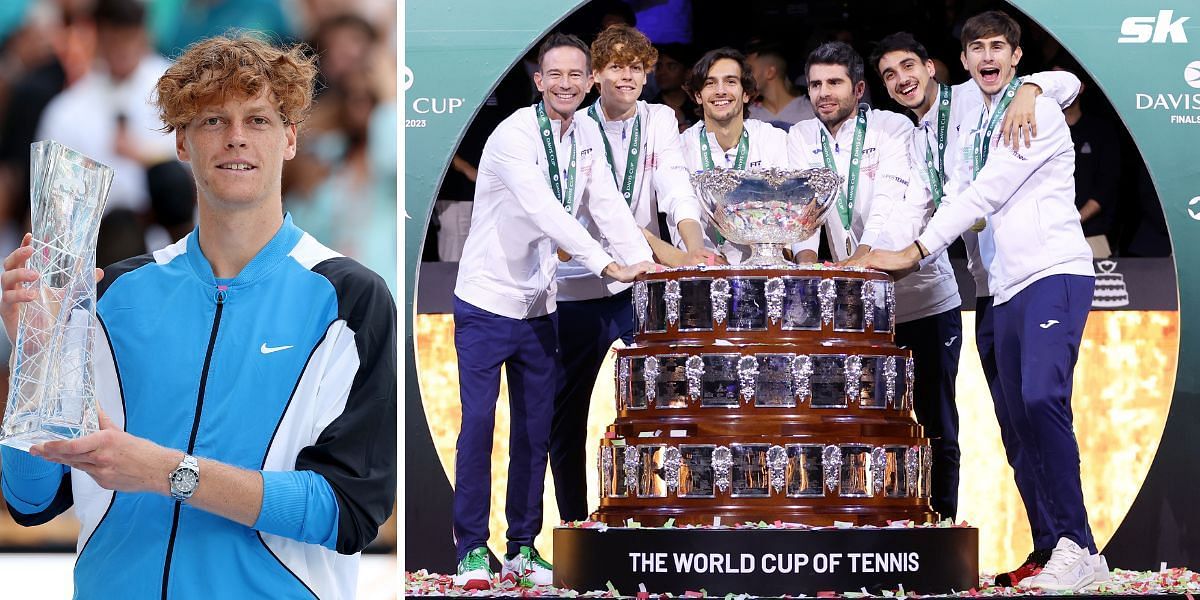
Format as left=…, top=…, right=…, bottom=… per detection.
left=895, top=307, right=963, bottom=520
left=981, top=275, right=1097, bottom=553
left=977, top=296, right=1053, bottom=550
left=452, top=297, right=559, bottom=561
left=549, top=290, right=635, bottom=522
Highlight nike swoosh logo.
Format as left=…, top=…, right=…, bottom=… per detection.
left=260, top=343, right=294, bottom=354
left=944, top=336, right=958, bottom=347
left=1039, top=320, right=1060, bottom=329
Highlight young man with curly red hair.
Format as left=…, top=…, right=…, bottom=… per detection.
left=0, top=35, right=396, bottom=598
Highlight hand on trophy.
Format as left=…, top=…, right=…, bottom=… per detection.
left=787, top=249, right=814, bottom=266
left=684, top=247, right=727, bottom=267
left=860, top=243, right=923, bottom=280
left=675, top=220, right=726, bottom=267
left=603, top=261, right=660, bottom=283
left=647, top=241, right=688, bottom=267
left=838, top=245, right=873, bottom=268
left=30, top=409, right=177, bottom=495
left=1, top=233, right=105, bottom=343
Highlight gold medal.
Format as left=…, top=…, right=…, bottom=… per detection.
left=557, top=249, right=571, bottom=262
left=970, top=219, right=987, bottom=232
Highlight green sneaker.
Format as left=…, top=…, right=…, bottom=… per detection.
left=452, top=547, right=493, bottom=590
left=501, top=546, right=553, bottom=587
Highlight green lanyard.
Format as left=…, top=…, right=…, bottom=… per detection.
left=699, top=124, right=749, bottom=170
left=924, top=84, right=952, bottom=207
left=536, top=101, right=577, bottom=213
left=820, top=106, right=868, bottom=230
left=588, top=102, right=641, bottom=205
left=972, top=77, right=1021, bottom=179
left=698, top=124, right=748, bottom=246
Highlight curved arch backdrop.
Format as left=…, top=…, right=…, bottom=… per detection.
left=404, top=0, right=1198, bottom=575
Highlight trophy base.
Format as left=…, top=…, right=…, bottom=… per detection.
left=0, top=420, right=94, bottom=451
left=554, top=525, right=978, bottom=595
left=744, top=243, right=789, bottom=266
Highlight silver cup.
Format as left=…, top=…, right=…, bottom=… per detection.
left=690, top=167, right=839, bottom=266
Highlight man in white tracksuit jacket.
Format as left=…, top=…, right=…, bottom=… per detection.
left=863, top=11, right=1103, bottom=593
left=451, top=33, right=655, bottom=590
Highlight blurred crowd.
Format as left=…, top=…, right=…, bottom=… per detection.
left=0, top=0, right=397, bottom=290
left=425, top=0, right=1170, bottom=263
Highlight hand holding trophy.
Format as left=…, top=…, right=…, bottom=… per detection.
left=0, top=140, right=111, bottom=450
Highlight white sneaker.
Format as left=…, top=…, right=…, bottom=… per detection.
left=452, top=546, right=493, bottom=590
left=1029, top=537, right=1095, bottom=592
left=1092, top=553, right=1111, bottom=583
left=1023, top=550, right=1110, bottom=588
left=501, top=546, right=553, bottom=587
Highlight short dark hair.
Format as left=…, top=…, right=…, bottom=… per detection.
left=537, top=33, right=591, bottom=71
left=868, top=32, right=930, bottom=74
left=685, top=47, right=757, bottom=119
left=93, top=0, right=145, bottom=27
left=961, top=10, right=1022, bottom=50
left=746, top=43, right=789, bottom=78
left=806, top=41, right=864, bottom=86
left=746, top=42, right=788, bottom=65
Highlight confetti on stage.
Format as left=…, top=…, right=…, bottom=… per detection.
left=406, top=567, right=1200, bottom=597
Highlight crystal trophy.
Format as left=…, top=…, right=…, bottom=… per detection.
left=0, top=141, right=112, bottom=450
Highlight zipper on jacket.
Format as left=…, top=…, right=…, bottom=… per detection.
left=160, top=287, right=226, bottom=599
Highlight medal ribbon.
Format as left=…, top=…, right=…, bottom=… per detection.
left=588, top=102, right=641, bottom=205
left=924, top=83, right=952, bottom=207
left=698, top=124, right=749, bottom=245
left=820, top=105, right=868, bottom=229
left=536, top=101, right=578, bottom=213
left=699, top=124, right=748, bottom=170
left=972, top=77, right=1021, bottom=179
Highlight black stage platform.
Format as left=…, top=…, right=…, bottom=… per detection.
left=554, top=525, right=977, bottom=596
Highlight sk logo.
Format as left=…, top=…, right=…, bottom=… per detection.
left=1119, top=10, right=1190, bottom=44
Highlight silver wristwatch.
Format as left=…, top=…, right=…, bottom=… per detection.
left=169, top=454, right=200, bottom=502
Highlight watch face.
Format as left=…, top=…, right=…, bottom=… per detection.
left=172, top=469, right=199, bottom=493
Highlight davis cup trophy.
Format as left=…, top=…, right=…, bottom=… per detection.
left=589, top=165, right=940, bottom=527
left=0, top=141, right=112, bottom=450
left=560, top=170, right=979, bottom=597
left=690, top=166, right=840, bottom=265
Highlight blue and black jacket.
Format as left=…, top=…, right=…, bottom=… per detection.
left=1, top=215, right=397, bottom=599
